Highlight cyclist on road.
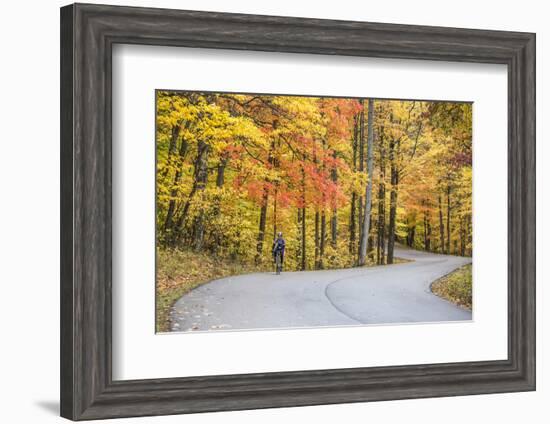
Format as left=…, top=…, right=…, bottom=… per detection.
left=272, top=232, right=286, bottom=275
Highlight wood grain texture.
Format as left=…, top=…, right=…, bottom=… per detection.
left=60, top=4, right=74, bottom=419
left=60, top=3, right=536, bottom=420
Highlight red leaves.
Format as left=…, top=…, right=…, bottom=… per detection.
left=223, top=144, right=244, bottom=160
left=319, top=98, right=361, bottom=143
left=450, top=151, right=472, bottom=167
left=228, top=97, right=359, bottom=212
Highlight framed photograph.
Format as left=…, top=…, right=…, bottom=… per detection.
left=60, top=3, right=535, bottom=420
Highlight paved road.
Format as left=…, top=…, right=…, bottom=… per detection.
left=170, top=246, right=472, bottom=332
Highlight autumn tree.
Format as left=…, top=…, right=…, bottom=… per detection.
left=358, top=98, right=374, bottom=266
left=156, top=92, right=472, bottom=273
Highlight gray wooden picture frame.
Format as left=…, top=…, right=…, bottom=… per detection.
left=60, top=3, right=536, bottom=421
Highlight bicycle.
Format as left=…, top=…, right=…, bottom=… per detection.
left=274, top=250, right=283, bottom=275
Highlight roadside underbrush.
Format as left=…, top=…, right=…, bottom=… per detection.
left=430, top=264, right=472, bottom=310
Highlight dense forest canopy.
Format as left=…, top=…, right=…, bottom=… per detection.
left=156, top=91, right=472, bottom=271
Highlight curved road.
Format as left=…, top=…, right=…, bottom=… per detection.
left=170, top=246, right=472, bottom=332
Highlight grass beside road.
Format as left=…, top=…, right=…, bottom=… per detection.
left=391, top=256, right=412, bottom=265
left=156, top=248, right=269, bottom=333
left=430, top=264, right=472, bottom=310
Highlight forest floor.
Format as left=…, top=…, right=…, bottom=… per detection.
left=167, top=246, right=472, bottom=332
left=430, top=264, right=473, bottom=310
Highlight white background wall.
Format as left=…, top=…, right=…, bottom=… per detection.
left=0, top=0, right=545, bottom=423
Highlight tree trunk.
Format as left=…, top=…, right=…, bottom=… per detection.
left=427, top=221, right=432, bottom=252
left=460, top=216, right=465, bottom=256
left=193, top=140, right=210, bottom=251
left=216, top=156, right=228, bottom=187
left=162, top=133, right=188, bottom=238
left=358, top=99, right=374, bottom=266
left=350, top=193, right=356, bottom=253
left=330, top=151, right=338, bottom=247
left=273, top=190, right=278, bottom=241
left=320, top=211, right=326, bottom=269
left=407, top=225, right=415, bottom=247
left=387, top=167, right=398, bottom=264
left=357, top=101, right=365, bottom=257
left=367, top=215, right=374, bottom=260
left=171, top=139, right=206, bottom=245
left=255, top=141, right=275, bottom=263
left=377, top=195, right=386, bottom=264
left=296, top=209, right=302, bottom=271
left=255, top=189, right=268, bottom=263
left=160, top=122, right=182, bottom=181
left=423, top=208, right=432, bottom=252
left=301, top=161, right=307, bottom=271
left=301, top=207, right=306, bottom=270
left=438, top=193, right=445, bottom=253
left=211, top=155, right=228, bottom=254
left=423, top=213, right=427, bottom=250
left=314, top=210, right=320, bottom=269
left=167, top=124, right=180, bottom=156
left=387, top=134, right=398, bottom=264
left=357, top=200, right=363, bottom=255
left=376, top=129, right=386, bottom=265
left=349, top=116, right=358, bottom=253
left=446, top=184, right=451, bottom=254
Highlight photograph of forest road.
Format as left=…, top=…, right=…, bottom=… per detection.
left=156, top=91, right=473, bottom=333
